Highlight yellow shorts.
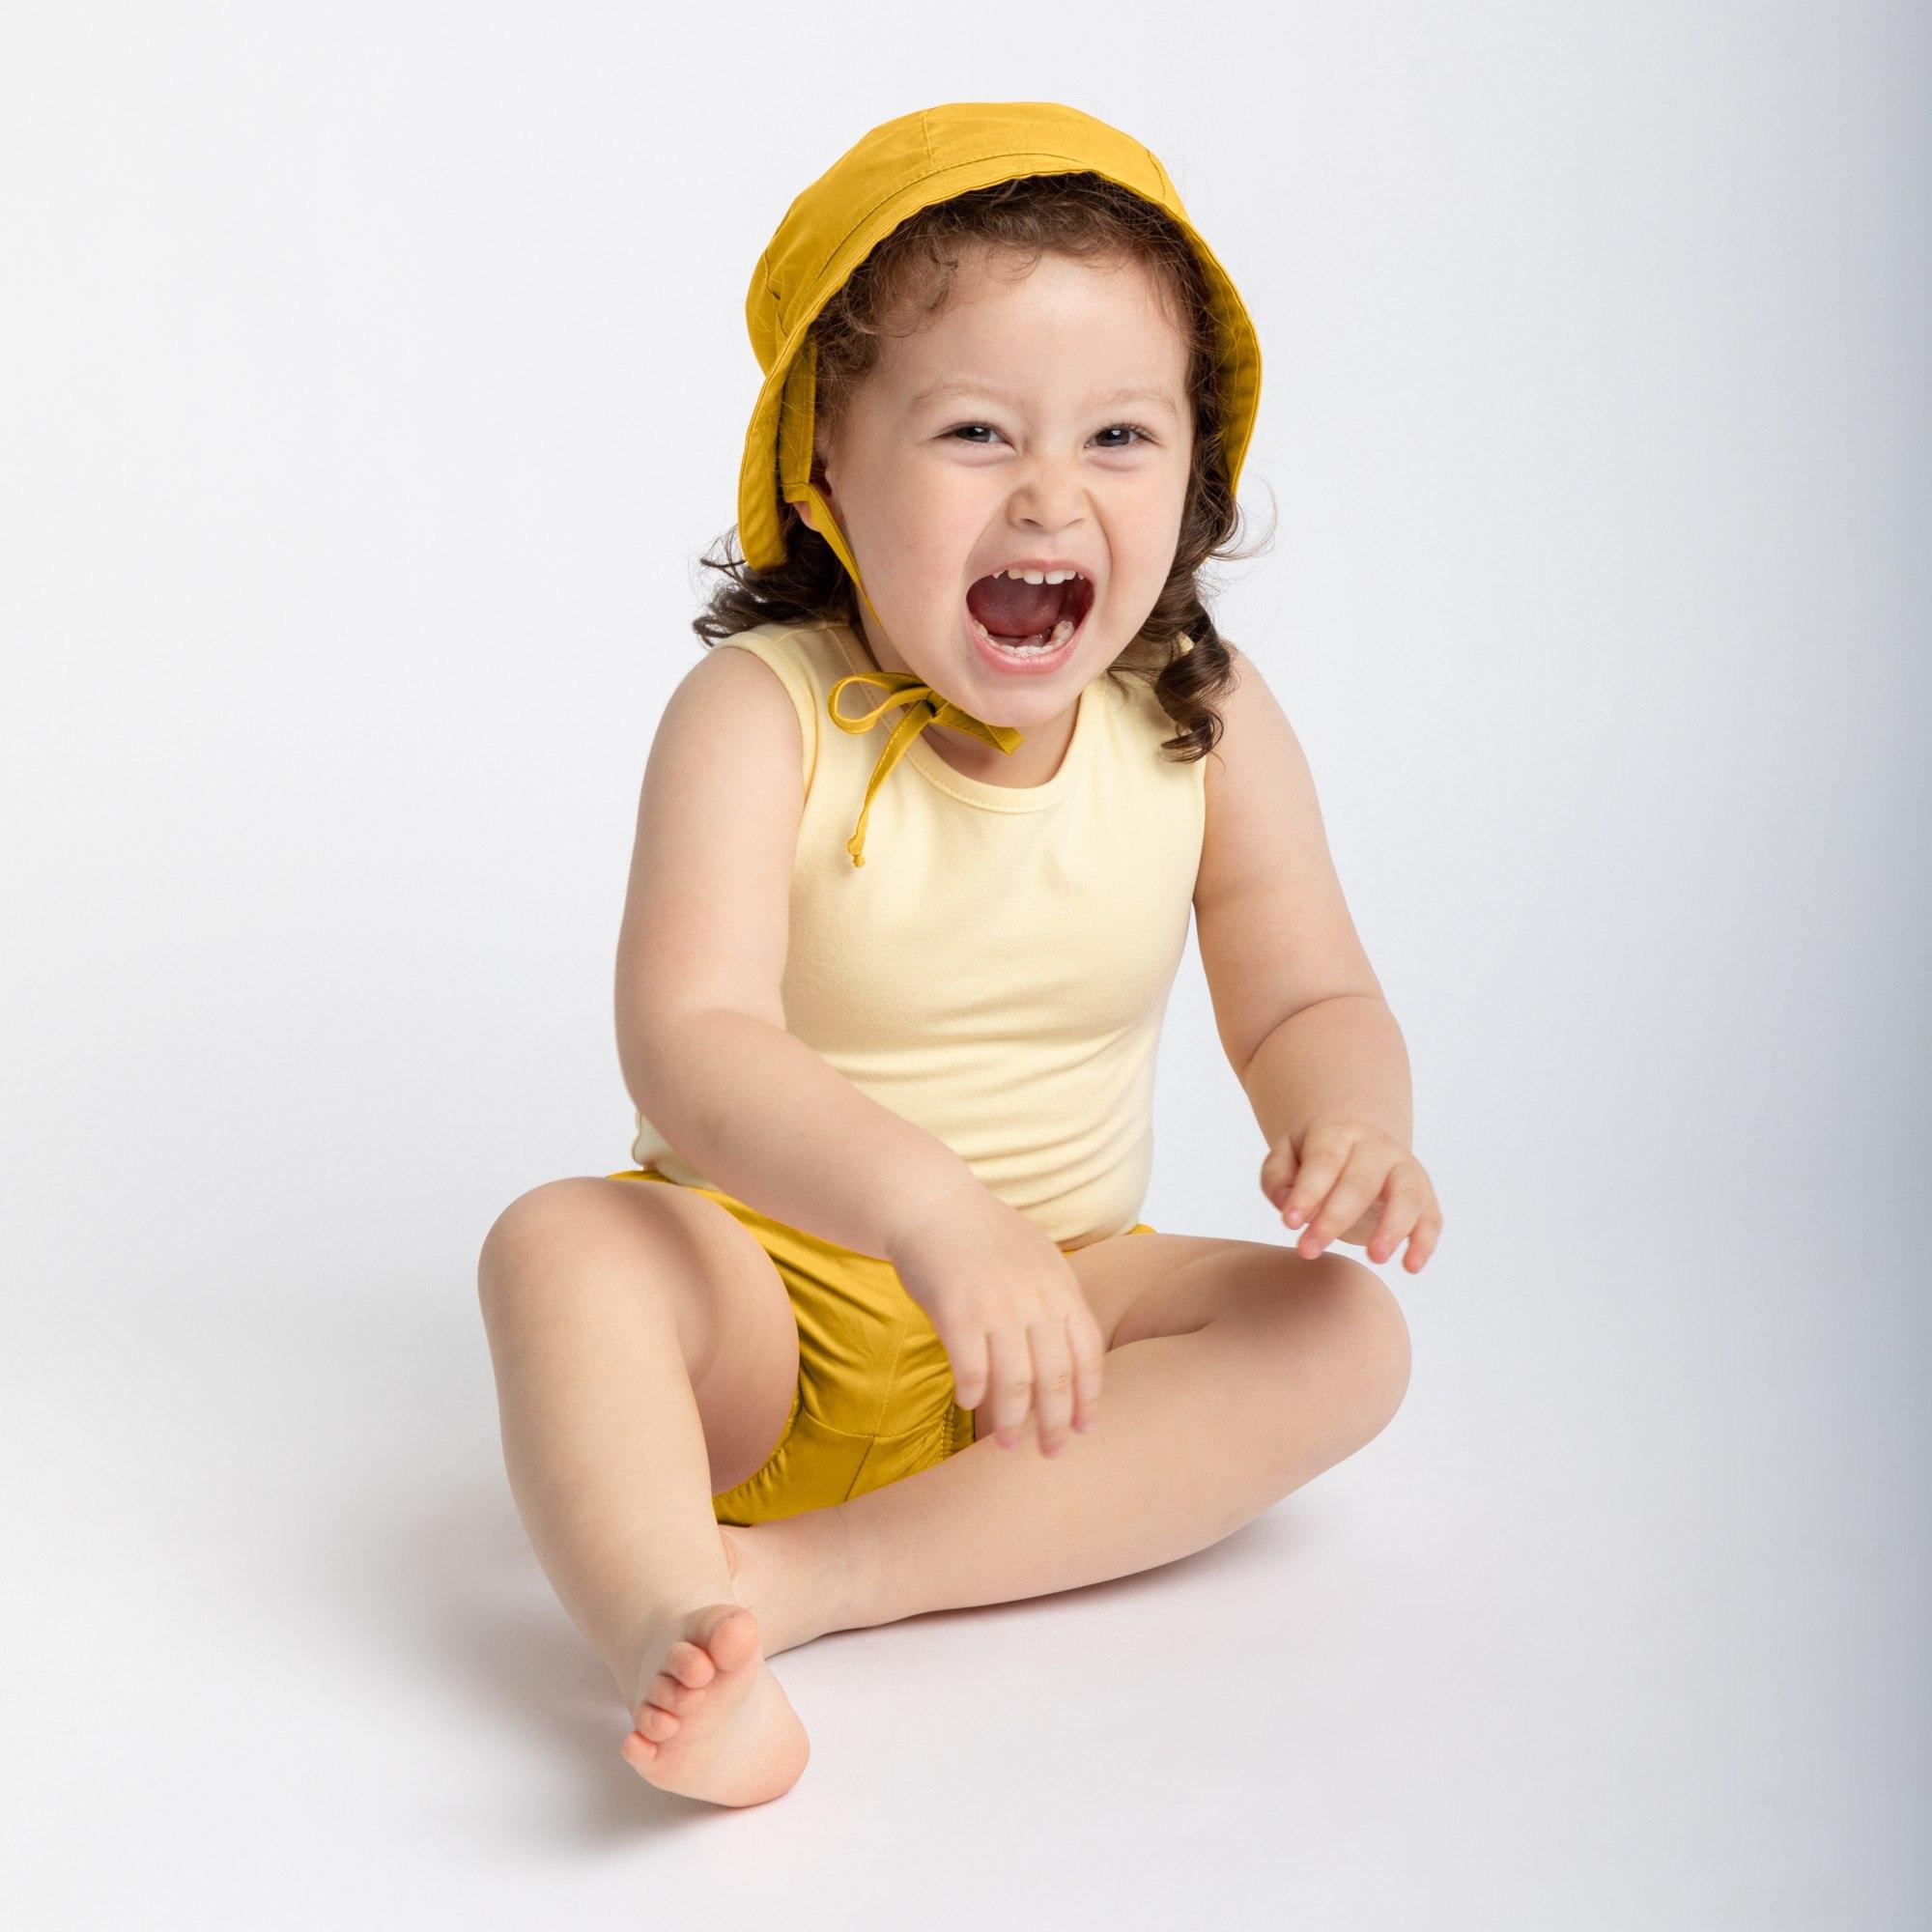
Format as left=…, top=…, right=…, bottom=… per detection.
left=607, top=1167, right=1155, bottom=1524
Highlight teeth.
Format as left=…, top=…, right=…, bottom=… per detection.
left=971, top=614, right=1077, bottom=658
left=997, top=566, right=1080, bottom=584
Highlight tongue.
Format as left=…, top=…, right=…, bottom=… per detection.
left=966, top=574, right=1067, bottom=639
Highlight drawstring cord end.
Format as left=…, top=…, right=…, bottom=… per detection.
left=825, top=668, right=1023, bottom=870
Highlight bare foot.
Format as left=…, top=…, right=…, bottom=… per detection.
left=617, top=1603, right=809, bottom=1807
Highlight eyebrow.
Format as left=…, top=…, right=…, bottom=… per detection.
left=907, top=378, right=1182, bottom=424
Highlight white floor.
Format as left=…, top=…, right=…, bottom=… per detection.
left=11, top=1206, right=1918, bottom=1930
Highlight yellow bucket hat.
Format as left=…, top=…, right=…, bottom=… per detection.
left=736, top=100, right=1264, bottom=866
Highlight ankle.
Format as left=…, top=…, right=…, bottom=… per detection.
left=751, top=1504, right=874, bottom=1650
left=819, top=1500, right=884, bottom=1636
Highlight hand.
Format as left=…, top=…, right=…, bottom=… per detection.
left=1260, top=1118, right=1442, bottom=1272
left=883, top=1178, right=1104, bottom=1458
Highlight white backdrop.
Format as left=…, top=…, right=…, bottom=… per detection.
left=4, top=3, right=1925, bottom=1926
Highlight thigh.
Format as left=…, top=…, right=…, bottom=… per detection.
left=1065, top=1225, right=1406, bottom=1362
left=483, top=1174, right=802, bottom=1496
left=1064, top=1227, right=1413, bottom=1471
left=1062, top=1227, right=1249, bottom=1350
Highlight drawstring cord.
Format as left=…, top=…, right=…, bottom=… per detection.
left=825, top=670, right=1024, bottom=867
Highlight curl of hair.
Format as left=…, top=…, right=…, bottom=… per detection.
left=693, top=171, right=1271, bottom=761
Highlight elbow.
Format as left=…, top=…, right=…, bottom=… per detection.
left=1234, top=989, right=1395, bottom=1086
left=616, top=997, right=781, bottom=1119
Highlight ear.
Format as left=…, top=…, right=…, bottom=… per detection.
left=797, top=453, right=839, bottom=535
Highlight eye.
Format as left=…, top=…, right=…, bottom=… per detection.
left=943, top=421, right=1157, bottom=448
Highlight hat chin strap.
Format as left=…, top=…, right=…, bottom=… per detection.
left=777, top=332, right=877, bottom=613
left=786, top=474, right=879, bottom=629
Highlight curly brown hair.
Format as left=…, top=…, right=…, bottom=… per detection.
left=693, top=170, right=1269, bottom=762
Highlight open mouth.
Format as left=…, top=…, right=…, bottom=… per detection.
left=963, top=568, right=1096, bottom=658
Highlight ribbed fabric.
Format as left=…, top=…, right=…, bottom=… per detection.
left=630, top=618, right=1206, bottom=1249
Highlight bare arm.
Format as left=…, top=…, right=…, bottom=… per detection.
left=1194, top=644, right=1414, bottom=1240
left=613, top=645, right=979, bottom=1261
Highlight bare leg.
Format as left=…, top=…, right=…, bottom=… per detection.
left=734, top=1252, right=1410, bottom=1649
left=477, top=1181, right=810, bottom=1806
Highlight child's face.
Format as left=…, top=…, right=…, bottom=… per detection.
left=805, top=245, right=1194, bottom=721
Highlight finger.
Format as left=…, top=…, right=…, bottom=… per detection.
left=1260, top=1146, right=1299, bottom=1207
left=1401, top=1205, right=1445, bottom=1272
left=1067, top=1299, right=1105, bottom=1433
left=984, top=1324, right=1034, bottom=1448
left=950, top=1321, right=991, bottom=1413
left=1362, top=1180, right=1426, bottom=1264
left=1280, top=1134, right=1350, bottom=1230
left=1028, top=1316, right=1076, bottom=1456
left=1298, top=1148, right=1388, bottom=1257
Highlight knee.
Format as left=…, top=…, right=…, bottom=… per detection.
left=476, top=1177, right=612, bottom=1314
left=1282, top=1253, right=1412, bottom=1445
left=1329, top=1258, right=1412, bottom=1439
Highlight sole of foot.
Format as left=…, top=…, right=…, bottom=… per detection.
left=619, top=1602, right=809, bottom=1807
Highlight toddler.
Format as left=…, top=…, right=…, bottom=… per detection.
left=478, top=100, right=1443, bottom=1809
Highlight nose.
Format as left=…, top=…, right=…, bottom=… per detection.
left=1006, top=452, right=1089, bottom=534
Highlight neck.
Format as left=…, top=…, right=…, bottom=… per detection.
left=841, top=612, right=1083, bottom=789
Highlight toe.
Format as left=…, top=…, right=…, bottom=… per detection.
left=664, top=1638, right=717, bottom=1689
left=636, top=1704, right=680, bottom=1741
left=646, top=1671, right=693, bottom=1712
left=698, top=1605, right=760, bottom=1672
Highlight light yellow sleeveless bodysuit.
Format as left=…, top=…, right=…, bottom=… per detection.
left=609, top=616, right=1206, bottom=1522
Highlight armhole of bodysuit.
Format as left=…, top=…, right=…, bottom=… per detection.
left=712, top=633, right=820, bottom=806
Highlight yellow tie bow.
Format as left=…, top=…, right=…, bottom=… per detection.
left=826, top=669, right=1025, bottom=867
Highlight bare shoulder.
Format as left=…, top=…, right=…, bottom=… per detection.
left=1195, top=640, right=1325, bottom=912
left=661, top=639, right=809, bottom=795
left=613, top=642, right=806, bottom=1051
